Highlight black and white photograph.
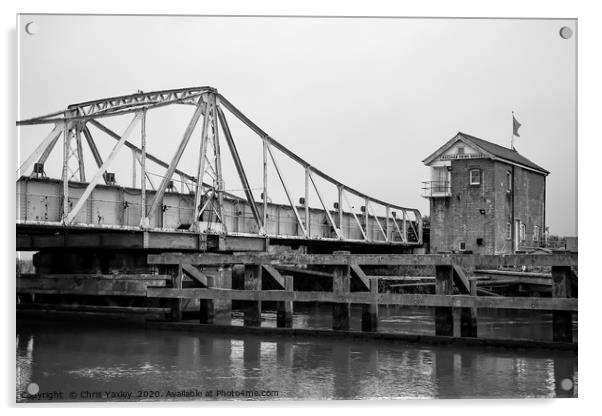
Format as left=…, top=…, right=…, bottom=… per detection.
left=8, top=5, right=586, bottom=407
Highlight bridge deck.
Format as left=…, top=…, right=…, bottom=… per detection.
left=17, top=222, right=421, bottom=253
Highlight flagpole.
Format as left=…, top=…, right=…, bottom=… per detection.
left=511, top=111, right=515, bottom=149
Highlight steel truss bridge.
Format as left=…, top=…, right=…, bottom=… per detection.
left=16, top=87, right=422, bottom=253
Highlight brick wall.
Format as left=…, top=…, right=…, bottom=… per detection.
left=429, top=158, right=546, bottom=254
left=512, top=165, right=546, bottom=250
left=430, top=159, right=495, bottom=254
left=493, top=161, right=513, bottom=253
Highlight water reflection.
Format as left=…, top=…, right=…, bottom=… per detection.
left=16, top=317, right=577, bottom=402
left=234, top=304, right=576, bottom=343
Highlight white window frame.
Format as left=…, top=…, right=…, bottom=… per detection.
left=533, top=225, right=539, bottom=241
left=520, top=222, right=526, bottom=242
left=506, top=222, right=512, bottom=240
left=469, top=168, right=481, bottom=185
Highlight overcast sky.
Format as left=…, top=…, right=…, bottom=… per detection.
left=18, top=15, right=577, bottom=236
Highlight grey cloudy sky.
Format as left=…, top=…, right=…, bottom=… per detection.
left=18, top=15, right=577, bottom=236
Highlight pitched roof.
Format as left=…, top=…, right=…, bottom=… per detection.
left=423, top=132, right=549, bottom=175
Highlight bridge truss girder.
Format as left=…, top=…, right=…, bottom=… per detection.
left=16, top=86, right=422, bottom=246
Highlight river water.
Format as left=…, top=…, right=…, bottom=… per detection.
left=16, top=304, right=577, bottom=401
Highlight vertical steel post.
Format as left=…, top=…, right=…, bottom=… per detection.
left=75, top=126, right=86, bottom=182
left=305, top=167, right=310, bottom=237
left=193, top=94, right=211, bottom=223
left=402, top=210, right=408, bottom=243
left=364, top=198, right=370, bottom=241
left=131, top=149, right=137, bottom=188
left=338, top=186, right=344, bottom=239
left=263, top=140, right=268, bottom=230
left=140, top=110, right=147, bottom=224
left=385, top=206, right=391, bottom=242
left=212, top=94, right=224, bottom=221
left=417, top=210, right=424, bottom=244
left=61, top=119, right=70, bottom=222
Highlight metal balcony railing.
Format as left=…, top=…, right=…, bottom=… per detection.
left=422, top=181, right=451, bottom=198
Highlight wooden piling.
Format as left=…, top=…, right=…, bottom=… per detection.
left=552, top=266, right=573, bottom=343
left=361, top=278, right=379, bottom=332
left=459, top=308, right=477, bottom=337
left=460, top=279, right=478, bottom=338
left=167, top=264, right=183, bottom=321
left=243, top=264, right=262, bottom=327
left=435, top=265, right=454, bottom=336
left=277, top=275, right=293, bottom=328
left=200, top=266, right=232, bottom=325
left=332, top=265, right=350, bottom=331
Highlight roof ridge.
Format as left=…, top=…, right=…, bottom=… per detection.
left=455, top=132, right=549, bottom=174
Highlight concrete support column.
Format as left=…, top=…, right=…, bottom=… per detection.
left=332, top=265, right=350, bottom=331
left=243, top=264, right=262, bottom=327
left=434, top=265, right=454, bottom=336
left=276, top=275, right=293, bottom=328
left=552, top=266, right=573, bottom=343
left=361, top=278, right=379, bottom=332
left=200, top=266, right=232, bottom=325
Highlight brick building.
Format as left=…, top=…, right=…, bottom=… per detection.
left=423, top=132, right=549, bottom=254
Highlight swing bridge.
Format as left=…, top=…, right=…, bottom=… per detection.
left=15, top=88, right=578, bottom=350
left=16, top=86, right=422, bottom=253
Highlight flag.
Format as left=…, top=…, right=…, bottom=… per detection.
left=513, top=114, right=522, bottom=137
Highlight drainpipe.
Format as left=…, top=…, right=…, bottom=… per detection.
left=543, top=175, right=547, bottom=246
left=511, top=165, right=515, bottom=253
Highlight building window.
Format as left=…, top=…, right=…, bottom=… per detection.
left=459, top=241, right=466, bottom=251
left=520, top=222, right=526, bottom=242
left=457, top=146, right=465, bottom=155
left=506, top=171, right=512, bottom=192
left=506, top=222, right=512, bottom=240
left=533, top=225, right=540, bottom=241
left=469, top=168, right=481, bottom=185
left=431, top=166, right=450, bottom=193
